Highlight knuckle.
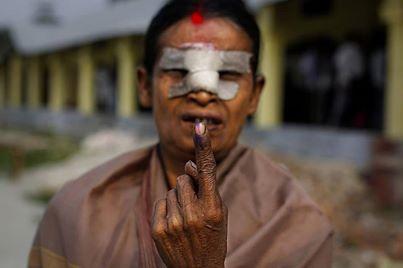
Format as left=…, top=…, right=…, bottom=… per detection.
left=199, top=171, right=217, bottom=183
left=168, top=214, right=182, bottom=226
left=176, top=176, right=185, bottom=188
left=184, top=217, right=203, bottom=231
left=200, top=160, right=216, bottom=173
left=176, top=175, right=184, bottom=183
left=205, top=208, right=224, bottom=224
left=168, top=218, right=183, bottom=234
left=151, top=224, right=167, bottom=239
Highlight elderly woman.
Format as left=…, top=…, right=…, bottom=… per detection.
left=29, top=0, right=333, bottom=267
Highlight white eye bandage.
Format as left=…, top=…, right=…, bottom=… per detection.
left=158, top=44, right=253, bottom=100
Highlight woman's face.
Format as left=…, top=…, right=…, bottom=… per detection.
left=138, top=17, right=264, bottom=160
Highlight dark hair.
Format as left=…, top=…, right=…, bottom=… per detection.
left=143, top=0, right=261, bottom=76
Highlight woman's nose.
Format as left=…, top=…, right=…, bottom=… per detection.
left=187, top=90, right=218, bottom=106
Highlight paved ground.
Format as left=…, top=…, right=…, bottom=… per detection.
left=0, top=176, right=45, bottom=268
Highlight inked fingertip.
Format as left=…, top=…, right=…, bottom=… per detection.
left=194, top=133, right=202, bottom=146
left=195, top=120, right=206, bottom=136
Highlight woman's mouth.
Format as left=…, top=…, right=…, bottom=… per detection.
left=180, top=112, right=224, bottom=132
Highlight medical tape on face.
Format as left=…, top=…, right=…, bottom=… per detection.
left=158, top=46, right=252, bottom=100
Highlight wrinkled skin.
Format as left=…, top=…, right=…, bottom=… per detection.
left=152, top=125, right=227, bottom=268
left=138, top=17, right=264, bottom=186
left=138, top=17, right=265, bottom=267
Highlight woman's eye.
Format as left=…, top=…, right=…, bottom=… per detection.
left=219, top=71, right=241, bottom=80
left=163, top=68, right=188, bottom=78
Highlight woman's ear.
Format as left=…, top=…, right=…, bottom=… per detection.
left=137, top=67, right=153, bottom=108
left=247, top=74, right=265, bottom=116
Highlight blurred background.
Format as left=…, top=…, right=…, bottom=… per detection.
left=0, top=0, right=402, bottom=267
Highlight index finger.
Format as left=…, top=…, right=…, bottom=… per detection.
left=194, top=120, right=218, bottom=201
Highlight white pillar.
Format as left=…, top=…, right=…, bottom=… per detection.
left=27, top=56, right=43, bottom=109
left=48, top=54, right=66, bottom=112
left=116, top=37, right=138, bottom=117
left=255, top=6, right=284, bottom=128
left=381, top=0, right=403, bottom=139
left=8, top=56, right=23, bottom=108
left=77, top=46, right=95, bottom=115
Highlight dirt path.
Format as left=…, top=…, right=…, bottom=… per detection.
left=0, top=178, right=45, bottom=268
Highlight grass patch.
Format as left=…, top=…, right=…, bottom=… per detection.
left=0, top=132, right=79, bottom=175
left=0, top=150, right=12, bottom=172
left=26, top=190, right=55, bottom=205
left=25, top=139, right=78, bottom=168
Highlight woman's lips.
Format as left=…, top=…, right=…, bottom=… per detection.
left=180, top=111, right=224, bottom=132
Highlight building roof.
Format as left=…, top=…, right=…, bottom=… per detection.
left=248, top=0, right=286, bottom=10
left=8, top=0, right=286, bottom=55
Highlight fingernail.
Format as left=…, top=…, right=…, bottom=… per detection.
left=189, top=160, right=197, bottom=169
left=195, top=120, right=206, bottom=135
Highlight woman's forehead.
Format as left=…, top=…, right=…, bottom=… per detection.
left=158, top=17, right=252, bottom=52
